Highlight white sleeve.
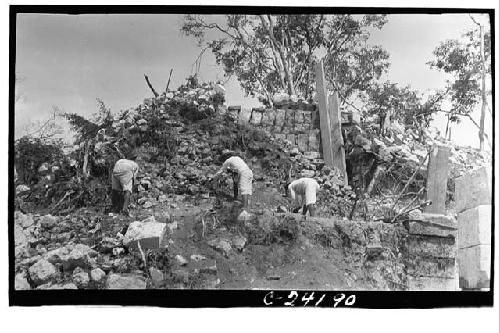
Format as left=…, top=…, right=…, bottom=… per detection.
left=288, top=184, right=296, bottom=201
left=215, top=160, right=230, bottom=177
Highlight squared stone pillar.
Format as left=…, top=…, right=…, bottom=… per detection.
left=458, top=245, right=491, bottom=289
left=457, top=205, right=491, bottom=248
left=455, top=166, right=492, bottom=213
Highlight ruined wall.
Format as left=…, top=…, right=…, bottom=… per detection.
left=223, top=104, right=322, bottom=153
left=455, top=166, right=492, bottom=289
left=251, top=211, right=459, bottom=290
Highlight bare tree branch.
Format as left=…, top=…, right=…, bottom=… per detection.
left=144, top=74, right=159, bottom=98
left=165, top=69, right=173, bottom=93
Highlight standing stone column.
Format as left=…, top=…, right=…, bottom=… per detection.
left=455, top=166, right=492, bottom=290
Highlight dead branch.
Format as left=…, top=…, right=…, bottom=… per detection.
left=137, top=241, right=147, bottom=269
left=51, top=190, right=74, bottom=213
left=82, top=140, right=90, bottom=179
left=365, top=165, right=383, bottom=196
left=389, top=150, right=429, bottom=213
left=165, top=69, right=173, bottom=93
left=144, top=74, right=159, bottom=98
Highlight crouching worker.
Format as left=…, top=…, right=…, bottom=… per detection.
left=287, top=177, right=320, bottom=217
left=111, top=151, right=139, bottom=216
left=211, top=150, right=253, bottom=213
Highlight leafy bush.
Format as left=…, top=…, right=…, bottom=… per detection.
left=15, top=136, right=64, bottom=184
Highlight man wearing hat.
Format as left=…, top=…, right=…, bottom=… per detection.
left=211, top=150, right=253, bottom=213
left=111, top=151, right=139, bottom=216
left=287, top=177, right=320, bottom=217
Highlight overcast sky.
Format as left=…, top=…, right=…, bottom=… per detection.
left=15, top=13, right=492, bottom=148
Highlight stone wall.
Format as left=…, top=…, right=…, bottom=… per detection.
left=224, top=105, right=322, bottom=153
left=223, top=104, right=359, bottom=154
left=405, top=211, right=458, bottom=290
left=455, top=166, right=492, bottom=289
left=257, top=211, right=458, bottom=290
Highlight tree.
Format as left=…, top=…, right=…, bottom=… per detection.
left=181, top=14, right=389, bottom=105
left=63, top=98, right=114, bottom=178
left=428, top=16, right=492, bottom=149
left=365, top=81, right=444, bottom=140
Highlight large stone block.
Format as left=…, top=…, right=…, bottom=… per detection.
left=406, top=235, right=456, bottom=259
left=123, top=217, right=169, bottom=250
left=274, top=133, right=286, bottom=142
left=302, top=111, right=313, bottom=128
left=308, top=130, right=320, bottom=151
left=286, top=134, right=297, bottom=145
left=249, top=109, right=263, bottom=125
left=284, top=109, right=295, bottom=127
left=407, top=276, right=457, bottom=291
left=406, top=257, right=456, bottom=278
left=457, top=205, right=492, bottom=249
left=274, top=109, right=286, bottom=127
left=407, top=222, right=456, bottom=238
left=106, top=273, right=147, bottom=289
left=227, top=105, right=241, bottom=111
left=294, top=123, right=307, bottom=132
left=458, top=244, right=491, bottom=289
left=294, top=110, right=304, bottom=124
left=238, top=107, right=252, bottom=124
left=407, top=212, right=457, bottom=238
left=455, top=166, right=492, bottom=213
left=297, top=134, right=309, bottom=152
left=261, top=110, right=276, bottom=126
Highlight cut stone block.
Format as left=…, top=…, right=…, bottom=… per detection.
left=123, top=218, right=169, bottom=250
left=238, top=107, right=252, bottom=124
left=308, top=130, right=320, bottom=151
left=407, top=212, right=457, bottom=237
left=106, top=273, right=147, bottom=289
left=406, top=235, right=456, bottom=259
left=261, top=110, right=276, bottom=126
left=302, top=111, right=313, bottom=127
left=407, top=221, right=456, bottom=238
left=227, top=105, right=241, bottom=111
left=457, top=205, right=492, bottom=249
left=274, top=134, right=286, bottom=142
left=406, top=257, right=456, bottom=278
left=408, top=212, right=457, bottom=228
left=458, top=244, right=491, bottom=289
left=455, top=166, right=492, bottom=213
left=274, top=109, right=286, bottom=127
left=297, top=134, right=309, bottom=152
left=351, top=110, right=361, bottom=124
left=284, top=109, right=295, bottom=127
left=286, top=134, right=296, bottom=145
left=407, top=276, right=457, bottom=291
left=303, top=151, right=321, bottom=160
left=249, top=110, right=263, bottom=125
left=294, top=110, right=304, bottom=124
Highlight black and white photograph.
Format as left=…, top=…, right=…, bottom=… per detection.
left=6, top=2, right=497, bottom=316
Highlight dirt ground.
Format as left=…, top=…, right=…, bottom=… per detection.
left=97, top=181, right=371, bottom=290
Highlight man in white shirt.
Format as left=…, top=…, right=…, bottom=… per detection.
left=212, top=151, right=253, bottom=211
left=287, top=177, right=320, bottom=217
left=111, top=151, right=139, bottom=216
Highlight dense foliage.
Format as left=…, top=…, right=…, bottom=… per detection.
left=181, top=14, right=389, bottom=105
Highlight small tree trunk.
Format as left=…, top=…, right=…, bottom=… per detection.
left=444, top=113, right=451, bottom=139
left=365, top=165, right=383, bottom=196
left=82, top=140, right=90, bottom=179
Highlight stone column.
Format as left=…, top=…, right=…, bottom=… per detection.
left=405, top=212, right=458, bottom=290
left=455, top=166, right=492, bottom=290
